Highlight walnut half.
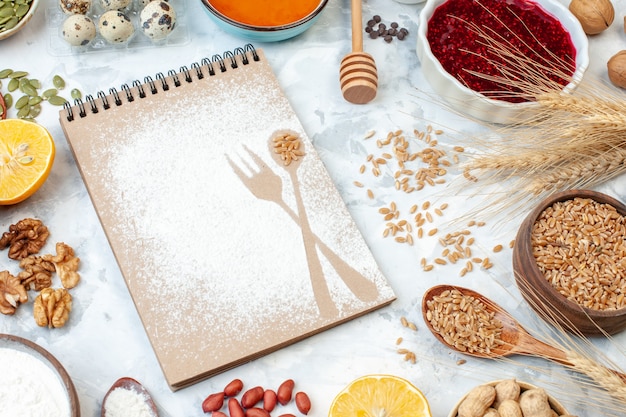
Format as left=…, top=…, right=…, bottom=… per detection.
left=0, top=270, right=28, bottom=315
left=43, top=242, right=80, bottom=289
left=18, top=255, right=55, bottom=291
left=0, top=218, right=50, bottom=260
left=34, top=288, right=72, bottom=328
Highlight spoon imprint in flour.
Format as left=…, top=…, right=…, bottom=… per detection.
left=422, top=285, right=626, bottom=382
left=226, top=136, right=382, bottom=316
left=101, top=377, right=159, bottom=417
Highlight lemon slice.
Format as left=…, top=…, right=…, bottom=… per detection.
left=329, top=374, right=432, bottom=417
left=0, top=119, right=55, bottom=205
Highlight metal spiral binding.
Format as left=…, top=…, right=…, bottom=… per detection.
left=63, top=44, right=257, bottom=122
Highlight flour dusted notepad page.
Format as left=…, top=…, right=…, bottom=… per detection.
left=59, top=47, right=395, bottom=390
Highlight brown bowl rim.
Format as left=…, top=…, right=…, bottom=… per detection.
left=447, top=379, right=569, bottom=417
left=199, top=0, right=329, bottom=32
left=514, top=189, right=626, bottom=328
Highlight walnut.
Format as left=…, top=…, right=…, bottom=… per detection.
left=43, top=242, right=80, bottom=289
left=0, top=270, right=28, bottom=315
left=18, top=255, right=55, bottom=291
left=608, top=50, right=626, bottom=89
left=569, top=0, right=615, bottom=35
left=0, top=218, right=50, bottom=260
left=33, top=288, right=72, bottom=328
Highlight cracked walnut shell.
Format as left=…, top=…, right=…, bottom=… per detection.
left=0, top=218, right=50, bottom=260
left=43, top=242, right=80, bottom=289
left=34, top=288, right=72, bottom=328
left=0, top=270, right=28, bottom=315
left=18, top=255, right=55, bottom=291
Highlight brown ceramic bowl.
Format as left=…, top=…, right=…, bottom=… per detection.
left=447, top=380, right=569, bottom=417
left=513, top=189, right=626, bottom=335
left=0, top=333, right=80, bottom=416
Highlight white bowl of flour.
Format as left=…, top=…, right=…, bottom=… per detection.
left=0, top=334, right=79, bottom=417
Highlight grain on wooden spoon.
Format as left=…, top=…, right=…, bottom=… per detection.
left=421, top=284, right=626, bottom=383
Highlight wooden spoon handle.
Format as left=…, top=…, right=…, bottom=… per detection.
left=350, top=0, right=364, bottom=52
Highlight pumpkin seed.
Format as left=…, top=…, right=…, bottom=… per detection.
left=7, top=78, right=18, bottom=91
left=15, top=3, right=29, bottom=17
left=3, top=93, right=12, bottom=108
left=17, top=105, right=30, bottom=118
left=0, top=69, right=12, bottom=78
left=3, top=16, right=18, bottom=30
left=48, top=95, right=67, bottom=106
left=0, top=7, right=13, bottom=18
left=70, top=88, right=81, bottom=100
left=28, top=103, right=41, bottom=118
left=52, top=75, right=65, bottom=89
left=29, top=78, right=40, bottom=89
left=8, top=70, right=27, bottom=79
left=14, top=94, right=29, bottom=109
left=28, top=95, right=41, bottom=105
left=20, top=82, right=37, bottom=97
left=42, top=88, right=58, bottom=99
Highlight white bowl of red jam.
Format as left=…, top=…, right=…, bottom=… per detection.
left=417, top=0, right=589, bottom=124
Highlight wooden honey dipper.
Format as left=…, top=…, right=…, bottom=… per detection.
left=339, top=0, right=378, bottom=104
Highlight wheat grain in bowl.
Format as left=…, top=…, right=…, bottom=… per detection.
left=513, top=189, right=626, bottom=336
left=416, top=0, right=589, bottom=124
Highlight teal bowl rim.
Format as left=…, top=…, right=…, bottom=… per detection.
left=199, top=0, right=329, bottom=33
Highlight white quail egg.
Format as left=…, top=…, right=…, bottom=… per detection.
left=98, top=0, right=131, bottom=11
left=139, top=1, right=176, bottom=40
left=59, top=0, right=91, bottom=14
left=62, top=14, right=96, bottom=46
left=98, top=10, right=134, bottom=43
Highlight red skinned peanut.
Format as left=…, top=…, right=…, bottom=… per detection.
left=228, top=398, right=245, bottom=417
left=212, top=412, right=228, bottom=417
left=241, top=386, right=264, bottom=408
left=295, top=392, right=311, bottom=415
left=224, top=378, right=244, bottom=397
left=263, top=389, right=277, bottom=412
left=277, top=414, right=297, bottom=417
left=244, top=407, right=271, bottom=417
left=277, top=379, right=295, bottom=405
left=202, top=392, right=225, bottom=413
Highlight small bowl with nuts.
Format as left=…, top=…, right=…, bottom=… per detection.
left=0, top=0, right=40, bottom=41
left=448, top=379, right=570, bottom=417
left=513, top=189, right=626, bottom=335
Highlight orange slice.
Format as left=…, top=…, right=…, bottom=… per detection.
left=329, top=374, right=432, bottom=417
left=0, top=119, right=55, bottom=205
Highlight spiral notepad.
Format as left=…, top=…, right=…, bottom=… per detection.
left=59, top=45, right=395, bottom=390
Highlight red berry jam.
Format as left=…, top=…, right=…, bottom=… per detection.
left=426, top=0, right=576, bottom=103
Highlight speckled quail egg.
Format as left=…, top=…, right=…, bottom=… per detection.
left=98, top=0, right=131, bottom=11
left=59, top=0, right=92, bottom=14
left=139, top=1, right=176, bottom=40
left=62, top=14, right=97, bottom=46
left=98, top=10, right=135, bottom=43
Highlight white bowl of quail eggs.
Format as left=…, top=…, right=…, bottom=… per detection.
left=59, top=0, right=177, bottom=49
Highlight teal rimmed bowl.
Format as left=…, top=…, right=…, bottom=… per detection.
left=199, top=0, right=329, bottom=42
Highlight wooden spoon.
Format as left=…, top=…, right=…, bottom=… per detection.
left=339, top=0, right=378, bottom=104
left=422, top=285, right=626, bottom=382
left=101, top=377, right=159, bottom=417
